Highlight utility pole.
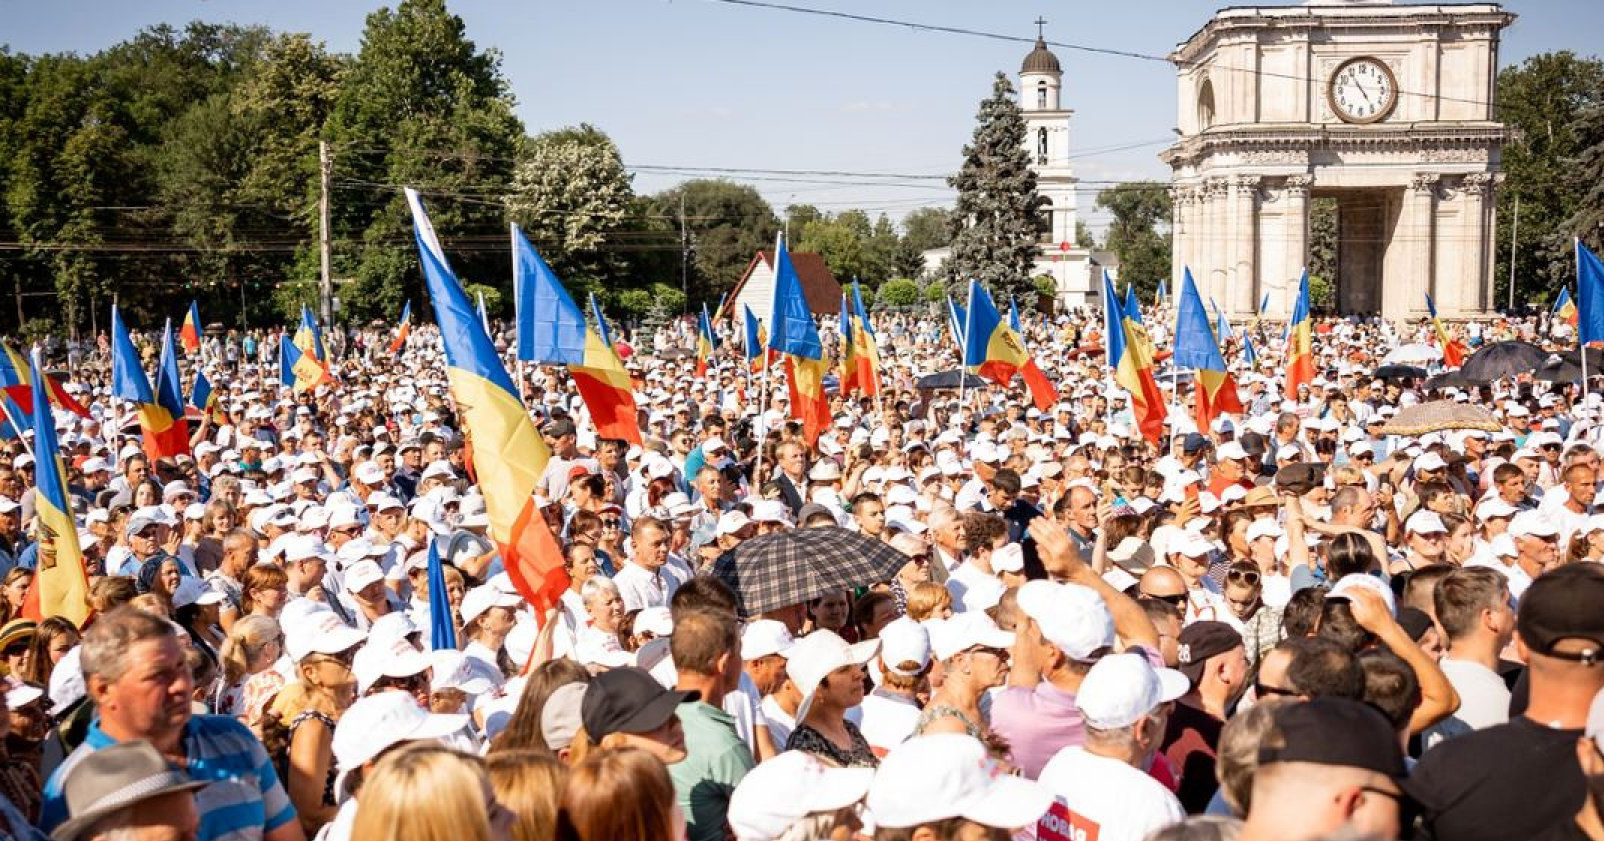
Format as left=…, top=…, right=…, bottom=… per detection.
left=318, top=140, right=334, bottom=329
left=679, top=192, right=689, bottom=314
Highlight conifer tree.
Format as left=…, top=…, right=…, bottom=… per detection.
left=944, top=73, right=1044, bottom=297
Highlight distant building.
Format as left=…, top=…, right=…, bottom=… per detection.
left=722, top=250, right=843, bottom=324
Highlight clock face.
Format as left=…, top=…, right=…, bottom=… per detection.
left=1329, top=57, right=1397, bottom=124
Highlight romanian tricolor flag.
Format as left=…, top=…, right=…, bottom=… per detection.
left=1285, top=269, right=1316, bottom=396
left=153, top=321, right=192, bottom=458
left=1555, top=286, right=1579, bottom=328
left=179, top=301, right=202, bottom=355
left=189, top=368, right=227, bottom=426
left=768, top=236, right=828, bottom=447
left=388, top=301, right=413, bottom=354
left=1176, top=269, right=1243, bottom=433
left=110, top=308, right=187, bottom=463
left=572, top=324, right=643, bottom=446
left=280, top=334, right=326, bottom=393
left=0, top=342, right=88, bottom=419
left=19, top=349, right=90, bottom=626
left=1009, top=297, right=1057, bottom=411
left=1425, top=293, right=1466, bottom=368
left=406, top=188, right=568, bottom=624
left=292, top=306, right=331, bottom=387
left=695, top=304, right=717, bottom=377
left=1104, top=272, right=1167, bottom=444
left=962, top=280, right=1028, bottom=386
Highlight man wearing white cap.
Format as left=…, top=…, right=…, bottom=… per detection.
left=866, top=734, right=1053, bottom=837
left=1506, top=509, right=1562, bottom=601
left=1036, top=653, right=1188, bottom=841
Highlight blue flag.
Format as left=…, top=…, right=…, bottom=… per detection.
left=426, top=538, right=456, bottom=651
left=766, top=237, right=822, bottom=359
left=589, top=292, right=614, bottom=349
left=1579, top=239, right=1604, bottom=346
left=513, top=224, right=587, bottom=364
left=190, top=368, right=213, bottom=412
left=1103, top=271, right=1126, bottom=374
left=1174, top=269, right=1229, bottom=372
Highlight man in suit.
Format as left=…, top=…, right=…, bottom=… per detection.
left=772, top=439, right=809, bottom=516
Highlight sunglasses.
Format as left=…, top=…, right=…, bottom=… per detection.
left=1226, top=568, right=1262, bottom=586
left=1141, top=592, right=1188, bottom=608
left=601, top=519, right=620, bottom=528
left=1254, top=681, right=1299, bottom=699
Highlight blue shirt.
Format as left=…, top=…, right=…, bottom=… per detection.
left=42, top=716, right=296, bottom=841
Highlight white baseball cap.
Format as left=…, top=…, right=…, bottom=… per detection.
left=866, top=734, right=1052, bottom=829
left=990, top=542, right=1025, bottom=574
left=352, top=636, right=433, bottom=694
left=1475, top=498, right=1518, bottom=521
left=1168, top=529, right=1215, bottom=559
left=1015, top=580, right=1114, bottom=661
left=342, top=560, right=387, bottom=595
left=1413, top=452, right=1447, bottom=473
left=785, top=630, right=879, bottom=723
left=1074, top=652, right=1189, bottom=730
left=171, top=577, right=227, bottom=610
left=716, top=510, right=753, bottom=537
left=331, top=692, right=468, bottom=792
left=748, top=499, right=792, bottom=526
left=1509, top=509, right=1560, bottom=539
left=728, top=751, right=874, bottom=841
left=1404, top=511, right=1447, bottom=535
left=740, top=620, right=796, bottom=661
left=926, top=612, right=1015, bottom=662
left=877, top=617, right=931, bottom=677
left=429, top=649, right=493, bottom=696
left=1246, top=519, right=1285, bottom=542
left=284, top=609, right=366, bottom=663
left=459, top=583, right=521, bottom=624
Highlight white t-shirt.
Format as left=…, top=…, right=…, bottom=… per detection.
left=612, top=562, right=686, bottom=613
left=857, top=690, right=920, bottom=757
left=946, top=563, right=1004, bottom=614
left=1037, top=747, right=1185, bottom=841
left=760, top=694, right=798, bottom=750
left=1421, top=657, right=1511, bottom=751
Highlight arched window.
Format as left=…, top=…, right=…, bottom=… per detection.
left=1037, top=82, right=1048, bottom=109
left=1197, top=78, right=1216, bottom=129
left=1037, top=128, right=1049, bottom=165
left=1038, top=198, right=1055, bottom=243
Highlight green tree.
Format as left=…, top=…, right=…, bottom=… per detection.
left=1094, top=182, right=1171, bottom=301
left=645, top=179, right=778, bottom=306
left=798, top=215, right=867, bottom=284
left=945, top=73, right=1043, bottom=298
left=324, top=0, right=524, bottom=322
left=1496, top=52, right=1604, bottom=306
left=1309, top=197, right=1338, bottom=306
left=902, top=206, right=950, bottom=253
left=878, top=278, right=919, bottom=307
left=507, top=123, right=634, bottom=295
left=1075, top=219, right=1095, bottom=248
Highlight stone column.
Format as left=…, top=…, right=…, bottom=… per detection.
left=1454, top=172, right=1495, bottom=315
left=1230, top=176, right=1262, bottom=316
left=1169, top=184, right=1188, bottom=296
left=1202, top=178, right=1229, bottom=305
left=1389, top=173, right=1439, bottom=322
left=1279, top=176, right=1312, bottom=317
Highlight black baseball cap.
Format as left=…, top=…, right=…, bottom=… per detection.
left=1258, top=697, right=1407, bottom=779
left=580, top=668, right=698, bottom=740
left=1517, top=564, right=1604, bottom=663
left=1182, top=433, right=1210, bottom=455
left=1176, top=621, right=1243, bottom=686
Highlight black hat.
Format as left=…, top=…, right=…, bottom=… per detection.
left=1396, top=607, right=1435, bottom=644
left=580, top=668, right=698, bottom=740
left=1182, top=433, right=1211, bottom=455
left=1176, top=621, right=1243, bottom=685
left=1517, top=564, right=1604, bottom=663
left=1275, top=462, right=1327, bottom=495
left=1258, top=697, right=1407, bottom=779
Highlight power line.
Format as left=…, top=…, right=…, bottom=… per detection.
left=698, top=0, right=1500, bottom=110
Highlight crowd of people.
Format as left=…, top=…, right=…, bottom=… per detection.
left=0, top=298, right=1602, bottom=841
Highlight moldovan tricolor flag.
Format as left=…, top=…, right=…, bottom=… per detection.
left=179, top=301, right=202, bottom=355
left=406, top=187, right=568, bottom=624
left=1425, top=293, right=1466, bottom=368
left=110, top=307, right=187, bottom=463
left=19, top=349, right=90, bottom=626
left=513, top=224, right=585, bottom=365
left=842, top=280, right=881, bottom=397
left=0, top=341, right=89, bottom=419
left=1009, top=297, right=1057, bottom=411
left=153, top=320, right=192, bottom=458
left=742, top=305, right=773, bottom=373
left=388, top=302, right=413, bottom=354
left=767, top=235, right=828, bottom=447
left=292, top=306, right=331, bottom=387
left=961, top=280, right=1028, bottom=386
left=280, top=334, right=326, bottom=394
left=1104, top=271, right=1167, bottom=444
left=1175, top=268, right=1243, bottom=433
left=1285, top=269, right=1316, bottom=396
left=1555, top=286, right=1580, bottom=329
left=695, top=304, right=717, bottom=377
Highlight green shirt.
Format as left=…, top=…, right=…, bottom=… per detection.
left=669, top=700, right=755, bottom=841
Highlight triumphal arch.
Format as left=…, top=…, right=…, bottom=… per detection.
left=1162, top=1, right=1513, bottom=319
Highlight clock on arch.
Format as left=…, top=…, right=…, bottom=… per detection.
left=1327, top=56, right=1398, bottom=124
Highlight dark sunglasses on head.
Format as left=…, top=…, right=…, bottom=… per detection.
left=1141, top=592, right=1188, bottom=608
left=1255, top=681, right=1299, bottom=699
left=1227, top=568, right=1262, bottom=586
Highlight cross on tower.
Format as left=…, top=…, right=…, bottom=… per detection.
left=1034, top=17, right=1048, bottom=39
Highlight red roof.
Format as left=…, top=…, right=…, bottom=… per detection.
left=723, top=251, right=843, bottom=318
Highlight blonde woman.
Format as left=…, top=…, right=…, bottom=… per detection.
left=215, top=615, right=283, bottom=719
left=353, top=743, right=515, bottom=841
left=488, top=750, right=568, bottom=841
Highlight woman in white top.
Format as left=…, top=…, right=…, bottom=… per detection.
left=552, top=543, right=600, bottom=659
left=573, top=576, right=632, bottom=670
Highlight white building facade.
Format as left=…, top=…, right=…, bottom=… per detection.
left=1019, top=36, right=1101, bottom=310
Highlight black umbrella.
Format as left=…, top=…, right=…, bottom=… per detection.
left=1531, top=348, right=1604, bottom=384
left=916, top=370, right=989, bottom=390
left=1373, top=364, right=1428, bottom=382
left=711, top=527, right=910, bottom=616
left=1424, top=370, right=1477, bottom=391
left=1457, top=341, right=1549, bottom=384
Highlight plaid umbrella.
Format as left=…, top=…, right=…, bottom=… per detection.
left=1379, top=400, right=1501, bottom=436
left=712, top=526, right=909, bottom=616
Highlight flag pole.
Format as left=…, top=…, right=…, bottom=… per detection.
left=753, top=233, right=782, bottom=488
left=1, top=398, right=34, bottom=460
left=1581, top=238, right=1591, bottom=409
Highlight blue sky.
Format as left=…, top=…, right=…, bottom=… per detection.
left=4, top=1, right=1598, bottom=233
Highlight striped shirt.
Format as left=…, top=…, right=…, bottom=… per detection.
left=41, top=715, right=296, bottom=841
